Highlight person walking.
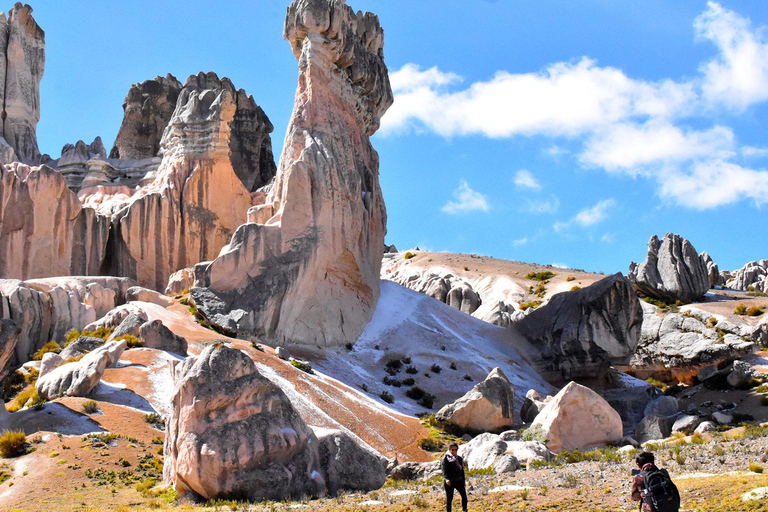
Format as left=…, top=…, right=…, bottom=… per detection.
left=442, top=443, right=468, bottom=512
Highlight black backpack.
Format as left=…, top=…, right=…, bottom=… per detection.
left=642, top=467, right=680, bottom=512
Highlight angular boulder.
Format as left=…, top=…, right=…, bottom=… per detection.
left=457, top=432, right=551, bottom=473
left=315, top=428, right=387, bottom=494
left=628, top=233, right=710, bottom=303
left=530, top=381, right=623, bottom=453
left=700, top=251, right=723, bottom=288
left=726, top=260, right=768, bottom=293
left=191, top=0, right=393, bottom=347
left=139, top=319, right=187, bottom=355
left=634, top=414, right=676, bottom=443
left=520, top=389, right=549, bottom=424
left=515, top=273, right=642, bottom=382
left=36, top=339, right=126, bottom=400
left=436, top=367, right=515, bottom=434
left=727, top=360, right=762, bottom=389
left=58, top=336, right=105, bottom=361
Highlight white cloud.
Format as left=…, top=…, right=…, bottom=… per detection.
left=550, top=262, right=569, bottom=269
left=696, top=2, right=768, bottom=110
left=581, top=121, right=735, bottom=172
left=512, top=237, right=528, bottom=247
left=601, top=233, right=615, bottom=243
left=514, top=169, right=541, bottom=189
left=524, top=195, right=560, bottom=215
left=554, top=199, right=616, bottom=232
left=442, top=180, right=490, bottom=214
left=545, top=145, right=569, bottom=157
left=659, top=160, right=768, bottom=209
left=380, top=3, right=768, bottom=211
left=743, top=146, right=768, bottom=158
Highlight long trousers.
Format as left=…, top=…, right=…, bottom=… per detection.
left=444, top=480, right=467, bottom=512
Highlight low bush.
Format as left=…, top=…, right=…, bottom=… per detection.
left=525, top=271, right=556, bottom=281
left=570, top=286, right=581, bottom=291
left=403, top=377, right=415, bottom=386
left=64, top=329, right=81, bottom=346
left=405, top=386, right=427, bottom=401
left=405, top=366, right=419, bottom=375
left=0, top=431, right=26, bottom=458
left=747, top=306, right=764, bottom=317
left=116, top=334, right=143, bottom=349
left=383, top=376, right=402, bottom=387
left=566, top=276, right=576, bottom=282
left=430, top=364, right=442, bottom=374
left=80, top=327, right=113, bottom=340
left=404, top=252, right=416, bottom=260
left=379, top=391, right=394, bottom=404
left=417, top=437, right=444, bottom=452
left=290, top=359, right=313, bottom=374
left=82, top=400, right=100, bottom=414
left=31, top=341, right=61, bottom=360
left=734, top=304, right=747, bottom=315
left=749, top=462, right=764, bottom=473
left=519, top=300, right=542, bottom=311
left=385, top=359, right=403, bottom=375
left=144, top=413, right=165, bottom=430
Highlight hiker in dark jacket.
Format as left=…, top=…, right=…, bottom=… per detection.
left=631, top=451, right=680, bottom=512
left=442, top=443, right=468, bottom=512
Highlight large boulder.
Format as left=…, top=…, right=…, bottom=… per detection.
left=700, top=251, right=723, bottom=288
left=191, top=0, right=393, bottom=347
left=530, top=381, right=623, bottom=453
left=36, top=339, right=126, bottom=400
left=520, top=389, right=549, bottom=424
left=628, top=233, right=710, bottom=303
left=457, top=432, right=551, bottom=473
left=634, top=414, right=676, bottom=444
left=58, top=336, right=105, bottom=361
left=727, top=360, right=762, bottom=389
left=164, top=343, right=383, bottom=501
left=0, top=4, right=44, bottom=164
left=436, top=367, right=515, bottom=434
left=514, top=273, right=642, bottom=382
left=138, top=319, right=187, bottom=355
left=0, top=318, right=19, bottom=380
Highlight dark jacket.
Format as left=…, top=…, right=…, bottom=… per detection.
left=442, top=453, right=465, bottom=483
left=631, top=463, right=671, bottom=512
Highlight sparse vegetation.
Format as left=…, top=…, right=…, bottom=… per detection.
left=383, top=376, right=402, bottom=387
left=385, top=359, right=403, bottom=375
left=430, top=363, right=442, bottom=374
left=405, top=365, right=419, bottom=375
left=0, top=431, right=26, bottom=458
left=404, top=252, right=416, bottom=260
left=115, top=334, right=143, bottom=349
left=570, top=286, right=581, bottom=291
left=519, top=300, right=543, bottom=311
left=566, top=276, right=576, bottom=282
left=31, top=341, right=61, bottom=360
left=525, top=271, right=556, bottom=281
left=734, top=303, right=748, bottom=315
left=379, top=390, right=394, bottom=404
left=290, top=359, right=313, bottom=374
left=749, top=462, right=764, bottom=473
left=82, top=400, right=100, bottom=414
left=747, top=306, right=765, bottom=317
left=144, top=413, right=165, bottom=430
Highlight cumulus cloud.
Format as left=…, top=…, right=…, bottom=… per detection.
left=380, top=3, right=768, bottom=210
left=442, top=180, right=490, bottom=214
left=514, top=169, right=541, bottom=189
left=554, top=199, right=616, bottom=232
left=696, top=2, right=768, bottom=110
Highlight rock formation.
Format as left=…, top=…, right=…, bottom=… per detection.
left=726, top=260, right=768, bottom=293
left=0, top=164, right=109, bottom=280
left=109, top=74, right=183, bottom=160
left=164, top=343, right=384, bottom=501
left=457, top=432, right=552, bottom=473
left=0, top=276, right=133, bottom=367
left=36, top=338, right=125, bottom=400
left=436, top=367, right=515, bottom=434
left=138, top=319, right=187, bottom=355
left=0, top=4, right=44, bottom=164
left=0, top=317, right=19, bottom=379
left=700, top=251, right=723, bottom=288
left=530, top=381, right=623, bottom=453
left=190, top=0, right=393, bottom=347
left=107, top=72, right=254, bottom=290
left=629, top=233, right=710, bottom=303
left=520, top=389, right=550, bottom=424
left=514, top=273, right=642, bottom=382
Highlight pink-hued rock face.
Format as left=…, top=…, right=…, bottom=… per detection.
left=191, top=0, right=393, bottom=347
left=107, top=73, right=254, bottom=291
left=0, top=164, right=109, bottom=280
left=436, top=367, right=516, bottom=434
left=531, top=381, right=623, bottom=453
left=0, top=3, right=44, bottom=164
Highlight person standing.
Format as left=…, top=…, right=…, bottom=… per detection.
left=442, top=443, right=468, bottom=512
left=631, top=451, right=680, bottom=512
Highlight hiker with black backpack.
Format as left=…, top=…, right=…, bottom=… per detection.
left=631, top=451, right=681, bottom=512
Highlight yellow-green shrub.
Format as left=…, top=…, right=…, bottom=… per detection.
left=31, top=341, right=61, bottom=360
left=0, top=430, right=26, bottom=458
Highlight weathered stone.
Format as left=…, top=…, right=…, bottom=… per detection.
left=457, top=433, right=550, bottom=473
left=530, top=381, right=623, bottom=453
left=0, top=318, right=19, bottom=380
left=726, top=260, right=768, bottom=293
left=125, top=286, right=174, bottom=307
left=58, top=336, right=105, bottom=361
left=629, top=233, right=710, bottom=303
left=436, top=368, right=515, bottom=434
left=515, top=273, right=642, bottom=382
left=315, top=427, right=387, bottom=494
left=727, top=360, right=763, bottom=389
left=0, top=165, right=109, bottom=280
left=694, top=421, right=717, bottom=434
left=603, top=385, right=657, bottom=434
left=275, top=346, right=291, bottom=361
left=86, top=304, right=147, bottom=333
left=672, top=415, right=702, bottom=434
left=107, top=72, right=255, bottom=291
left=38, top=350, right=62, bottom=379
left=520, top=389, right=548, bottom=424
left=36, top=339, right=126, bottom=399
left=110, top=74, right=183, bottom=160
left=109, top=313, right=145, bottom=341
left=635, top=414, right=676, bottom=443
left=165, top=268, right=194, bottom=295
left=0, top=4, right=45, bottom=164
left=712, top=411, right=733, bottom=425
left=191, top=0, right=393, bottom=347
left=56, top=137, right=107, bottom=190
left=139, top=319, right=187, bottom=355
left=644, top=396, right=678, bottom=418
left=701, top=251, right=723, bottom=288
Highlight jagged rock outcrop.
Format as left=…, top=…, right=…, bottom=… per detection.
left=530, top=381, right=623, bottom=453
left=701, top=251, right=723, bottom=288
left=164, top=343, right=384, bottom=501
left=726, top=260, right=768, bottom=293
left=0, top=317, right=19, bottom=379
left=629, top=233, right=710, bottom=303
left=633, top=304, right=758, bottom=375
left=514, top=273, right=642, bottom=382
left=58, top=335, right=105, bottom=361
left=108, top=72, right=254, bottom=290
left=436, top=367, right=515, bottom=434
left=520, top=389, right=550, bottom=424
left=110, top=74, right=183, bottom=160
left=109, top=73, right=275, bottom=193
left=457, top=432, right=552, bottom=473
left=314, top=428, right=387, bottom=494
left=0, top=164, right=109, bottom=280
left=36, top=339, right=125, bottom=399
left=190, top=0, right=393, bottom=346
left=55, top=137, right=109, bottom=189
left=0, top=4, right=44, bottom=164
left=0, top=276, right=133, bottom=367
left=139, top=319, right=187, bottom=355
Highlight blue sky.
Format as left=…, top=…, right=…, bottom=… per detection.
left=27, top=1, right=768, bottom=274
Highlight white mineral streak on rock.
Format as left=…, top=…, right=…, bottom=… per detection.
left=191, top=0, right=393, bottom=347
